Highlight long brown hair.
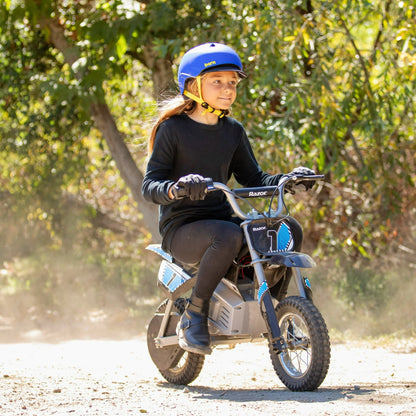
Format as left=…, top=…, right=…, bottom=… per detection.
left=147, top=75, right=231, bottom=156
left=148, top=95, right=195, bottom=156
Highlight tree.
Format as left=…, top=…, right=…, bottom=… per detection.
left=1, top=0, right=415, bottom=326
left=226, top=0, right=416, bottom=260
left=1, top=0, right=415, bottom=263
left=0, top=0, right=226, bottom=241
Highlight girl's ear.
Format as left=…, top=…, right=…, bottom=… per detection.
left=186, top=78, right=198, bottom=95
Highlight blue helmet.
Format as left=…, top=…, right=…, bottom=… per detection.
left=178, top=43, right=247, bottom=94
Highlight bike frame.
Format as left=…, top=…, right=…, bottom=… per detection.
left=148, top=174, right=324, bottom=353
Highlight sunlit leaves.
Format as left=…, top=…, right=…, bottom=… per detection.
left=116, top=34, right=127, bottom=58
left=225, top=0, right=416, bottom=261
left=1, top=0, right=415, bottom=266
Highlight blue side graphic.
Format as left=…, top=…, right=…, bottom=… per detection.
left=277, top=222, right=293, bottom=251
left=257, top=281, right=269, bottom=304
left=159, top=261, right=192, bottom=294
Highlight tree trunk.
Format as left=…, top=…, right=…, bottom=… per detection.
left=89, top=103, right=160, bottom=239
left=142, top=44, right=176, bottom=100
left=39, top=17, right=160, bottom=240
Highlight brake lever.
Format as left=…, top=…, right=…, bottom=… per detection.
left=283, top=173, right=325, bottom=194
left=285, top=186, right=296, bottom=195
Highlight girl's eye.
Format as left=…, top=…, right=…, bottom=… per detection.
left=209, top=78, right=238, bottom=87
left=217, top=80, right=236, bottom=84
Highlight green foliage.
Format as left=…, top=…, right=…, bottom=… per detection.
left=221, top=0, right=416, bottom=261
left=0, top=246, right=159, bottom=320
left=0, top=0, right=415, bottom=327
left=311, top=259, right=416, bottom=336
left=335, top=264, right=388, bottom=312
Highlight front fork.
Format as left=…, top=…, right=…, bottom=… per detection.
left=241, top=222, right=286, bottom=353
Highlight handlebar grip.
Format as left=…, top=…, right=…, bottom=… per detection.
left=205, top=177, right=215, bottom=191
left=294, top=174, right=325, bottom=181
left=309, top=174, right=325, bottom=180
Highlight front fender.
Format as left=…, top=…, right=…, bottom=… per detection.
left=269, top=252, right=316, bottom=268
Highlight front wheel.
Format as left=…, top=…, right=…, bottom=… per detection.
left=268, top=296, right=331, bottom=391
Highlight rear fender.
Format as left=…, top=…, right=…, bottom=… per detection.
left=146, top=244, right=172, bottom=262
left=147, top=244, right=197, bottom=299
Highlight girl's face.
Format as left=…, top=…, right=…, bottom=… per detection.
left=201, top=71, right=239, bottom=110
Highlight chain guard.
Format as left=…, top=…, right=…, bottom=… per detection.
left=147, top=312, right=184, bottom=371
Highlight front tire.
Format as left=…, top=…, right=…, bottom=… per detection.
left=268, top=296, right=331, bottom=391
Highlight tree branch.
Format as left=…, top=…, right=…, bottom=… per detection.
left=337, top=14, right=374, bottom=101
left=62, top=192, right=144, bottom=237
left=39, top=18, right=79, bottom=69
left=37, top=16, right=160, bottom=239
left=370, top=0, right=392, bottom=63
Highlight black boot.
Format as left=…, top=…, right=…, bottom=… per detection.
left=178, top=296, right=211, bottom=355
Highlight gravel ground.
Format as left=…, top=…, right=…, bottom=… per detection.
left=0, top=333, right=415, bottom=416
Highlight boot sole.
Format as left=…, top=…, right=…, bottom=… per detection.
left=178, top=337, right=212, bottom=355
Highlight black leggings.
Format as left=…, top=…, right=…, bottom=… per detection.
left=170, top=220, right=243, bottom=300
left=170, top=217, right=303, bottom=301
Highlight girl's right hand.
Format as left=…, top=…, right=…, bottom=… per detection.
left=171, top=174, right=208, bottom=201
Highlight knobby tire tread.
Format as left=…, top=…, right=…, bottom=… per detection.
left=269, top=296, right=331, bottom=391
left=151, top=298, right=205, bottom=385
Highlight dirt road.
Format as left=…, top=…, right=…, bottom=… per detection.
left=0, top=333, right=415, bottom=416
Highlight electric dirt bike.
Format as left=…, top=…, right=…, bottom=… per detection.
left=146, top=173, right=330, bottom=391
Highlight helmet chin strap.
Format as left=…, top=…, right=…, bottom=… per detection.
left=183, top=76, right=227, bottom=118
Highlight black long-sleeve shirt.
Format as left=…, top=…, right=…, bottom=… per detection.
left=142, top=114, right=282, bottom=251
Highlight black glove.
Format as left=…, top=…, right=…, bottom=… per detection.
left=290, top=166, right=316, bottom=190
left=171, top=174, right=207, bottom=201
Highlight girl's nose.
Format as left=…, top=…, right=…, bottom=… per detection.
left=223, top=83, right=235, bottom=93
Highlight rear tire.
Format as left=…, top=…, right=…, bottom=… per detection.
left=268, top=296, right=330, bottom=391
left=159, top=351, right=205, bottom=385
left=148, top=298, right=205, bottom=385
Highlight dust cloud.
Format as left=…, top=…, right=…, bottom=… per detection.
left=0, top=243, right=415, bottom=343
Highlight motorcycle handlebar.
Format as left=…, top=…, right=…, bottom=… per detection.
left=174, top=174, right=325, bottom=199
left=173, top=174, right=325, bottom=219
left=232, top=174, right=325, bottom=198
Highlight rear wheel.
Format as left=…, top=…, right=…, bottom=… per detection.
left=159, top=350, right=205, bottom=385
left=268, top=296, right=330, bottom=391
left=147, top=298, right=205, bottom=385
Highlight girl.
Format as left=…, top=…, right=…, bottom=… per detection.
left=142, top=42, right=314, bottom=355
